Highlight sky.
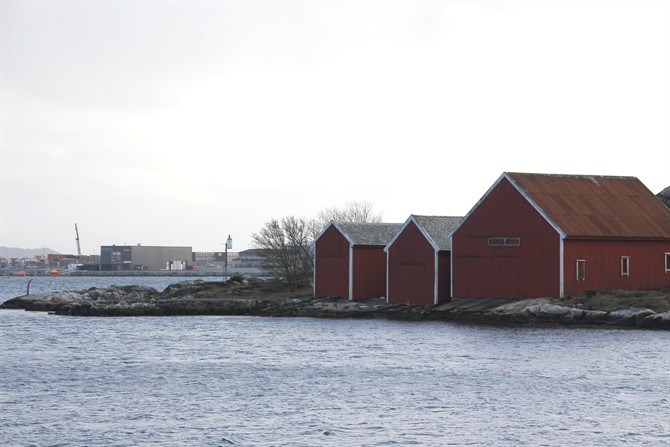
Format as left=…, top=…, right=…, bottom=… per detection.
left=1, top=0, right=669, bottom=255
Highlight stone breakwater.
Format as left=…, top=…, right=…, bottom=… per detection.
left=1, top=280, right=668, bottom=330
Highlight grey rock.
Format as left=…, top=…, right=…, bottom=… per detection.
left=581, top=310, right=610, bottom=324
left=1, top=281, right=667, bottom=330
left=639, top=311, right=670, bottom=329
left=606, top=308, right=655, bottom=327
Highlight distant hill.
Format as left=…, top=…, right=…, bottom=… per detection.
left=0, top=247, right=59, bottom=259
left=657, top=186, right=670, bottom=209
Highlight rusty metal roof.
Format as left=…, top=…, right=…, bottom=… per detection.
left=506, top=172, right=670, bottom=239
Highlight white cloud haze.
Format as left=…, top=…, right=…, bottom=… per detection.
left=1, top=0, right=669, bottom=254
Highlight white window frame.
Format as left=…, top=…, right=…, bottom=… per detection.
left=620, top=256, right=630, bottom=277
left=487, top=236, right=521, bottom=247
left=576, top=259, right=586, bottom=281
left=665, top=253, right=670, bottom=273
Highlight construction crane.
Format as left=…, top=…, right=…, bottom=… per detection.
left=74, top=223, right=82, bottom=259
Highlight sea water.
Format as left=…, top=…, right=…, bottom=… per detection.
left=0, top=276, right=669, bottom=446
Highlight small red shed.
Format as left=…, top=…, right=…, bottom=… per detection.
left=450, top=172, right=670, bottom=299
left=385, top=215, right=463, bottom=306
left=313, top=221, right=401, bottom=300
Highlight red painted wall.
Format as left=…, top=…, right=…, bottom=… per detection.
left=352, top=246, right=388, bottom=300
left=563, top=239, right=670, bottom=295
left=387, top=221, right=435, bottom=305
left=452, top=178, right=562, bottom=298
left=437, top=251, right=451, bottom=304
left=314, top=225, right=349, bottom=299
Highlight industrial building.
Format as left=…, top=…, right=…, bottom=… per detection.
left=100, top=245, right=192, bottom=271
left=231, top=249, right=268, bottom=269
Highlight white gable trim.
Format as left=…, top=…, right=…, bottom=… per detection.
left=447, top=172, right=568, bottom=240
left=386, top=214, right=442, bottom=304
left=559, top=237, right=564, bottom=298
left=331, top=221, right=357, bottom=246
left=314, top=220, right=358, bottom=246
left=447, top=172, right=567, bottom=241
left=348, top=245, right=354, bottom=301
left=313, top=220, right=335, bottom=244
left=414, top=216, right=441, bottom=252
left=450, top=239, right=454, bottom=298
left=504, top=173, right=566, bottom=239
left=503, top=173, right=567, bottom=298
left=447, top=173, right=507, bottom=240
left=448, top=172, right=568, bottom=299
left=385, top=249, right=390, bottom=304
left=434, top=250, right=439, bottom=305
left=384, top=215, right=412, bottom=251
left=314, top=220, right=356, bottom=300
left=385, top=215, right=441, bottom=252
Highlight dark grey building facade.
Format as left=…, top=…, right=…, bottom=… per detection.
left=100, top=245, right=192, bottom=271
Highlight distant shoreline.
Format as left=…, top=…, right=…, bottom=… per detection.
left=1, top=280, right=668, bottom=330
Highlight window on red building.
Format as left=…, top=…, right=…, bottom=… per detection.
left=621, top=256, right=629, bottom=277
left=487, top=237, right=521, bottom=247
left=576, top=259, right=585, bottom=281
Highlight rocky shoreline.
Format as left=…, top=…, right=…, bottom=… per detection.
left=1, top=280, right=668, bottom=330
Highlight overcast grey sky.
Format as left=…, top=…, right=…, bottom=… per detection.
left=1, top=0, right=669, bottom=255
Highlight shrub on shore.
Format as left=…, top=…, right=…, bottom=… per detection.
left=560, top=288, right=670, bottom=312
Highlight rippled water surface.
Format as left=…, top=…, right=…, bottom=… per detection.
left=1, top=277, right=669, bottom=446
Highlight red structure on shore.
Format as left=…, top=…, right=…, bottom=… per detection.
left=449, top=172, right=670, bottom=299
left=313, top=222, right=401, bottom=300
left=385, top=215, right=462, bottom=306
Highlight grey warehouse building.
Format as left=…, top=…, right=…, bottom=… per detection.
left=100, top=245, right=192, bottom=271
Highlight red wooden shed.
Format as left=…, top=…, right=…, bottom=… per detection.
left=450, top=172, right=670, bottom=299
left=314, top=221, right=401, bottom=300
left=385, top=215, right=463, bottom=306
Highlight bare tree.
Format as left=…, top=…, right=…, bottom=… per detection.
left=252, top=202, right=382, bottom=290
left=316, top=201, right=383, bottom=228
left=251, top=216, right=320, bottom=290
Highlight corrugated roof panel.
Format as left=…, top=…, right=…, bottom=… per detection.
left=507, top=172, right=670, bottom=239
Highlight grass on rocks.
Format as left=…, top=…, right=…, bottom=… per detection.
left=560, top=288, right=670, bottom=312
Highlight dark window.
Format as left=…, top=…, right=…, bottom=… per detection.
left=576, top=259, right=585, bottom=281
left=665, top=253, right=670, bottom=273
